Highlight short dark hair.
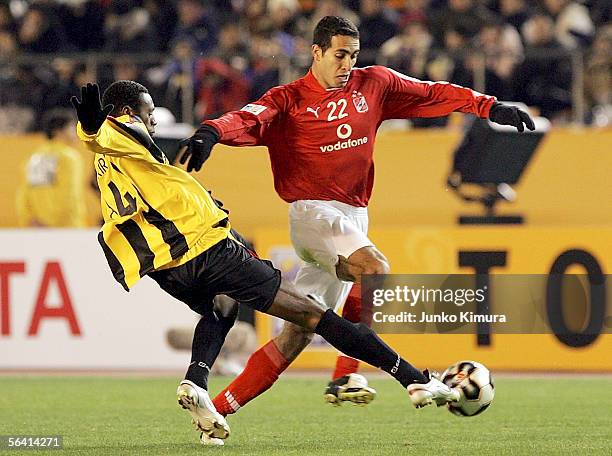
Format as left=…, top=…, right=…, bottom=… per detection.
left=102, top=80, right=149, bottom=116
left=313, top=16, right=359, bottom=53
left=42, top=108, right=73, bottom=139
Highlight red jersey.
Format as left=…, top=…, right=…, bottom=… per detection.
left=205, top=66, right=495, bottom=207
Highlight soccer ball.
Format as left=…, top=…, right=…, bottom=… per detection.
left=441, top=360, right=494, bottom=417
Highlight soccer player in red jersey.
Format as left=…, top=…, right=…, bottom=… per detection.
left=181, top=16, right=534, bottom=417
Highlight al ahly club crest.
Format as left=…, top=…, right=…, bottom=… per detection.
left=352, top=91, right=368, bottom=113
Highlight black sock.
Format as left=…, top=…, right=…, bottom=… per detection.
left=315, top=309, right=427, bottom=387
left=185, top=307, right=237, bottom=390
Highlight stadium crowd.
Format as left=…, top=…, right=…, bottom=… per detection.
left=0, top=0, right=609, bottom=132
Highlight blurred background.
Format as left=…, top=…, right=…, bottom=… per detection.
left=0, top=0, right=610, bottom=374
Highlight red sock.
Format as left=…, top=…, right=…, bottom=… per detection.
left=333, top=355, right=360, bottom=379
left=332, top=284, right=363, bottom=380
left=212, top=340, right=289, bottom=416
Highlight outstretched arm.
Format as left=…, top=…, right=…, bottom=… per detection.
left=379, top=67, right=534, bottom=131
left=179, top=88, right=287, bottom=172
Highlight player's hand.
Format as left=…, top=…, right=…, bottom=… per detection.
left=488, top=102, right=535, bottom=133
left=178, top=124, right=220, bottom=172
left=70, top=83, right=114, bottom=134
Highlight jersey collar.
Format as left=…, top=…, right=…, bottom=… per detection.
left=303, top=69, right=348, bottom=93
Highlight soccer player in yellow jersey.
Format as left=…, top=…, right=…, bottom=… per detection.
left=17, top=109, right=87, bottom=227
left=71, top=81, right=463, bottom=446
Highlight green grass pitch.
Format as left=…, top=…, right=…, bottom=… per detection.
left=0, top=375, right=610, bottom=455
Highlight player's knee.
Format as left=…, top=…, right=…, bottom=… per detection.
left=302, top=294, right=326, bottom=330
left=362, top=258, right=390, bottom=276
left=213, top=295, right=239, bottom=331
left=281, top=321, right=314, bottom=342
left=275, top=322, right=314, bottom=357
left=295, top=329, right=314, bottom=345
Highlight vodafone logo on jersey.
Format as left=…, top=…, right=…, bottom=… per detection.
left=319, top=123, right=368, bottom=153
left=336, top=123, right=352, bottom=139
left=319, top=136, right=369, bottom=153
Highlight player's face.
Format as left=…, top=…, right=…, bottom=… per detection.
left=312, top=35, right=360, bottom=88
left=124, top=93, right=157, bottom=136
left=135, top=93, right=157, bottom=136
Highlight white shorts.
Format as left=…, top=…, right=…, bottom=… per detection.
left=289, top=200, right=373, bottom=311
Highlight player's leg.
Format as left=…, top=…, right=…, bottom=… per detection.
left=211, top=217, right=355, bottom=416
left=214, top=266, right=457, bottom=413
left=324, top=281, right=378, bottom=405
left=290, top=201, right=381, bottom=404
left=149, top=266, right=234, bottom=444
left=265, top=278, right=460, bottom=408
left=333, top=283, right=361, bottom=379
left=176, top=303, right=235, bottom=444
left=212, top=238, right=457, bottom=420
left=198, top=236, right=408, bottom=391
left=212, top=321, right=312, bottom=416
left=332, top=281, right=376, bottom=378
left=211, top=225, right=316, bottom=415
left=183, top=298, right=238, bottom=391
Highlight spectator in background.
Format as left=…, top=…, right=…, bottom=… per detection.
left=473, top=19, right=523, bottom=99
left=248, top=32, right=281, bottom=100
left=378, top=20, right=433, bottom=79
left=358, top=0, right=398, bottom=66
left=515, top=11, right=573, bottom=121
left=428, top=0, right=495, bottom=47
left=0, top=28, right=17, bottom=57
left=499, top=0, right=531, bottom=33
left=104, top=0, right=158, bottom=53
left=113, top=58, right=142, bottom=82
left=37, top=63, right=95, bottom=126
left=542, top=0, right=594, bottom=49
left=61, top=0, right=105, bottom=51
left=584, top=25, right=611, bottom=126
left=41, top=58, right=80, bottom=111
left=585, top=0, right=611, bottom=27
left=2, top=64, right=48, bottom=129
left=0, top=1, right=17, bottom=35
left=211, top=23, right=250, bottom=74
left=192, top=21, right=253, bottom=118
left=173, top=0, right=219, bottom=54
left=194, top=57, right=250, bottom=120
left=98, top=57, right=142, bottom=87
left=18, top=4, right=72, bottom=53
left=243, top=0, right=273, bottom=34
left=397, top=0, right=430, bottom=26
left=310, top=0, right=360, bottom=32
left=378, top=18, right=453, bottom=128
left=143, top=0, right=178, bottom=52
left=146, top=37, right=198, bottom=121
left=428, top=27, right=473, bottom=85
left=17, top=109, right=87, bottom=227
left=269, top=0, right=303, bottom=58
left=0, top=30, right=35, bottom=132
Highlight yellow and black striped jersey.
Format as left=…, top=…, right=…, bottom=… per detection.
left=77, top=114, right=230, bottom=291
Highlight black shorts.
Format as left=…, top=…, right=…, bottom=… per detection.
left=148, top=236, right=281, bottom=315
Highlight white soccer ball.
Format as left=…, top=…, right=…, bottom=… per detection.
left=441, top=360, right=495, bottom=417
